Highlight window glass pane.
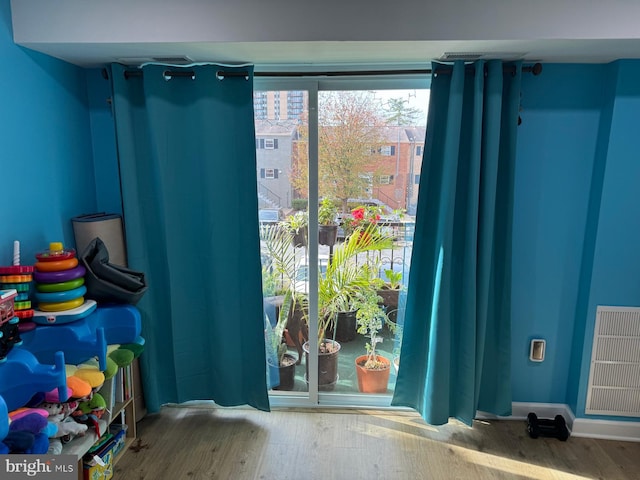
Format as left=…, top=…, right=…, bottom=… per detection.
left=256, top=90, right=310, bottom=395
left=317, top=89, right=426, bottom=399
left=255, top=84, right=428, bottom=404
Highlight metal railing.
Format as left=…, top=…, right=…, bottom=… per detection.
left=257, top=182, right=282, bottom=208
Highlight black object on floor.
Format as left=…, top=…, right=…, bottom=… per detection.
left=527, top=412, right=570, bottom=441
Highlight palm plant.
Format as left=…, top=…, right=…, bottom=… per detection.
left=317, top=222, right=393, bottom=344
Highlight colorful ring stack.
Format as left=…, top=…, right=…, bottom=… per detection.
left=0, top=265, right=35, bottom=332
left=0, top=289, right=21, bottom=362
left=34, top=243, right=87, bottom=313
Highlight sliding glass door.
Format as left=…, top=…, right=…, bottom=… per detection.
left=256, top=75, right=429, bottom=407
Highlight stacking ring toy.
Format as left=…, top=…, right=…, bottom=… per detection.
left=0, top=283, right=30, bottom=292
left=0, top=266, right=34, bottom=275
left=34, top=286, right=86, bottom=303
left=35, top=249, right=76, bottom=262
left=32, top=299, right=96, bottom=325
left=15, top=310, right=34, bottom=319
left=0, top=275, right=33, bottom=283
left=35, top=258, right=78, bottom=272
left=36, top=278, right=85, bottom=293
left=34, top=265, right=86, bottom=283
left=37, top=297, right=84, bottom=312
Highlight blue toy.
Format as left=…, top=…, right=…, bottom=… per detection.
left=19, top=304, right=142, bottom=371
left=20, top=325, right=107, bottom=371
left=0, top=395, right=8, bottom=442
left=32, top=298, right=96, bottom=325
left=87, top=304, right=142, bottom=345
left=0, top=349, right=67, bottom=412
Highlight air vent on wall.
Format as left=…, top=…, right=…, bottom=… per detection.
left=586, top=306, right=640, bottom=417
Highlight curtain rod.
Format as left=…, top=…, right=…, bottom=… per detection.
left=118, top=63, right=542, bottom=80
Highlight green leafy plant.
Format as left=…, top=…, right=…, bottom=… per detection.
left=281, top=210, right=308, bottom=234
left=384, top=269, right=402, bottom=290
left=291, top=198, right=308, bottom=211
left=318, top=198, right=338, bottom=226
left=261, top=224, right=307, bottom=365
left=317, top=223, right=392, bottom=343
left=353, top=289, right=396, bottom=369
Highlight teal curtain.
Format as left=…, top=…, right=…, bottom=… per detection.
left=392, top=60, right=521, bottom=425
left=110, top=64, right=269, bottom=413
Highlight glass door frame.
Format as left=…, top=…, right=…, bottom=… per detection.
left=257, top=72, right=430, bottom=408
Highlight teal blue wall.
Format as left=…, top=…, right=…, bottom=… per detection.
left=0, top=0, right=96, bottom=264
left=511, top=64, right=604, bottom=404
left=575, top=60, right=640, bottom=419
left=86, top=69, right=121, bottom=215
left=512, top=61, right=640, bottom=421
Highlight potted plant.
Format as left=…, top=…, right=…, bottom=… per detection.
left=261, top=224, right=309, bottom=390
left=352, top=289, right=396, bottom=393
left=341, top=204, right=383, bottom=242
left=281, top=211, right=308, bottom=248
left=304, top=223, right=393, bottom=390
left=377, top=268, right=402, bottom=323
left=318, top=198, right=339, bottom=247
left=265, top=290, right=298, bottom=390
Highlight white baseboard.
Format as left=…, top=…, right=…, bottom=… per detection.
left=571, top=417, right=640, bottom=443
left=478, top=402, right=640, bottom=443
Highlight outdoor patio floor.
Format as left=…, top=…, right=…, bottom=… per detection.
left=274, top=323, right=400, bottom=395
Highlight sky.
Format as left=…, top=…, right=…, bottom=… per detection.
left=372, top=89, right=430, bottom=126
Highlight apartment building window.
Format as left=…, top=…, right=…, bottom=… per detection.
left=260, top=168, right=278, bottom=179
left=379, top=145, right=396, bottom=156
left=256, top=138, right=279, bottom=149
left=379, top=174, right=394, bottom=184
left=416, top=145, right=423, bottom=156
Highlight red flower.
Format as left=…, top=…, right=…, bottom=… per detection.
left=352, top=207, right=365, bottom=221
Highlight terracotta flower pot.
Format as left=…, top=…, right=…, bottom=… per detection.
left=355, top=354, right=391, bottom=393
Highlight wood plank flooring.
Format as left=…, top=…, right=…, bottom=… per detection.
left=114, top=405, right=640, bottom=480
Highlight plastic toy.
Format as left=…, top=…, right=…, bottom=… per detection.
left=35, top=242, right=76, bottom=262
left=34, top=257, right=79, bottom=272
left=0, top=395, right=7, bottom=442
left=19, top=322, right=107, bottom=371
left=0, top=348, right=67, bottom=412
left=36, top=277, right=85, bottom=293
left=32, top=299, right=97, bottom=325
left=34, top=265, right=86, bottom=283
left=527, top=412, right=570, bottom=441
left=0, top=242, right=35, bottom=327
left=1, top=289, right=22, bottom=361
left=37, top=297, right=85, bottom=312
left=0, top=275, right=33, bottom=283
left=34, top=285, right=87, bottom=304
left=21, top=304, right=142, bottom=369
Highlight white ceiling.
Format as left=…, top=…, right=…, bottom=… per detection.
left=12, top=0, right=640, bottom=69
left=17, top=38, right=640, bottom=69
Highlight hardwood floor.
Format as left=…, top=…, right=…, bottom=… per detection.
left=114, top=405, right=640, bottom=479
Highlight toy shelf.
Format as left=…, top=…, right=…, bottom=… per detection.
left=66, top=365, right=137, bottom=480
